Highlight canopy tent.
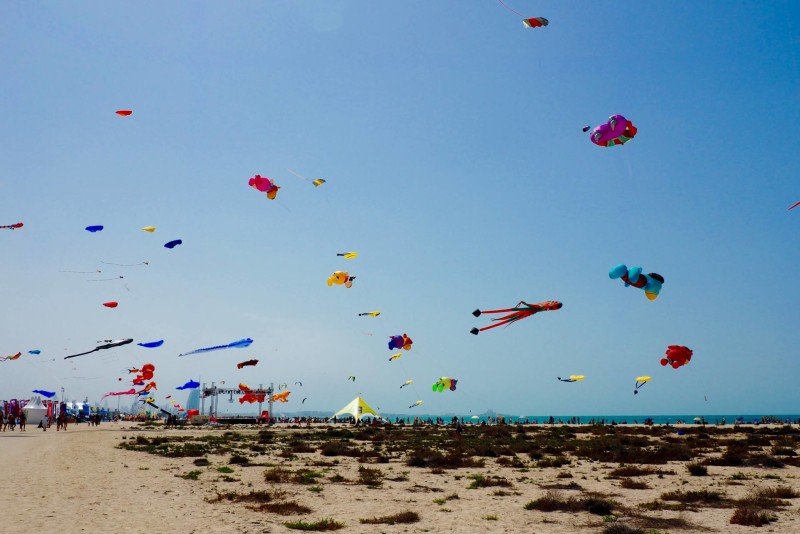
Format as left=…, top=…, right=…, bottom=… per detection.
left=331, top=396, right=380, bottom=423
left=22, top=395, right=47, bottom=425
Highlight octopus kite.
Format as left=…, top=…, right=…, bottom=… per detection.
left=1, top=222, right=23, bottom=230
left=388, top=334, right=413, bottom=351
left=470, top=300, right=562, bottom=335
left=249, top=174, right=280, bottom=200
left=585, top=115, right=637, bottom=147
left=609, top=264, right=664, bottom=301
left=661, top=345, right=693, bottom=369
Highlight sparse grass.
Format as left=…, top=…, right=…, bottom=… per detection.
left=264, top=467, right=292, bottom=483
left=293, top=469, right=324, bottom=485
left=660, top=489, right=725, bottom=504
left=524, top=490, right=615, bottom=515
left=730, top=507, right=777, bottom=527
left=178, top=470, right=201, bottom=480
left=217, top=466, right=234, bottom=474
left=483, top=514, right=498, bottom=521
left=356, top=466, right=383, bottom=487
left=193, top=458, right=210, bottom=466
left=757, top=486, right=799, bottom=499
left=229, top=453, right=250, bottom=465
left=284, top=518, right=345, bottom=531
left=468, top=474, right=512, bottom=489
left=602, top=525, right=645, bottom=534
left=263, top=501, right=313, bottom=515
left=308, top=485, right=323, bottom=493
left=619, top=478, right=649, bottom=490
left=328, top=473, right=346, bottom=483
left=359, top=511, right=419, bottom=525
left=608, top=466, right=671, bottom=478
left=687, top=462, right=708, bottom=476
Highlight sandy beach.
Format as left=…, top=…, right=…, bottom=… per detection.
left=2, top=422, right=799, bottom=533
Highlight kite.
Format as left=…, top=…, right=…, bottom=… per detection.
left=271, top=391, right=291, bottom=403
left=178, top=337, right=253, bottom=357
left=115, top=110, right=133, bottom=116
left=33, top=390, right=57, bottom=398
left=64, top=338, right=133, bottom=359
left=85, top=225, right=104, bottom=233
left=278, top=383, right=288, bottom=391
left=141, top=226, right=156, bottom=232
left=248, top=174, right=280, bottom=200
left=496, top=0, right=548, bottom=28
left=358, top=311, right=381, bottom=317
left=634, top=376, right=651, bottom=395
left=347, top=376, right=356, bottom=382
left=176, top=379, right=200, bottom=390
left=557, top=375, right=585, bottom=382
left=294, top=381, right=302, bottom=387
left=432, top=377, right=458, bottom=392
left=100, top=260, right=149, bottom=267
left=164, top=239, right=182, bottom=249
left=400, top=379, right=413, bottom=388
left=302, top=398, right=307, bottom=404
left=288, top=168, right=326, bottom=187
left=586, top=115, right=637, bottom=147
left=327, top=271, right=355, bottom=288
left=87, top=276, right=123, bottom=282
left=409, top=400, right=423, bottom=409
left=661, top=345, right=693, bottom=369
left=1, top=222, right=23, bottom=230
left=389, top=352, right=402, bottom=362
left=132, top=364, right=155, bottom=384
left=237, top=359, right=259, bottom=369
left=139, top=382, right=157, bottom=393
left=28, top=350, right=41, bottom=355
left=1, top=352, right=22, bottom=361
left=138, top=340, right=164, bottom=348
left=101, top=388, right=136, bottom=400
left=471, top=300, right=562, bottom=335
left=102, top=301, right=118, bottom=308
left=388, top=334, right=413, bottom=351
left=788, top=201, right=800, bottom=210
left=336, top=252, right=358, bottom=260
left=609, top=264, right=664, bottom=301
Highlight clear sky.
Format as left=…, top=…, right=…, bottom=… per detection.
left=1, top=1, right=799, bottom=417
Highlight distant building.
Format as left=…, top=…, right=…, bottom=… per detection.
left=186, top=388, right=200, bottom=411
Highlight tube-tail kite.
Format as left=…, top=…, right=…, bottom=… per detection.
left=400, top=379, right=413, bottom=388
left=164, top=239, right=182, bottom=249
left=101, top=388, right=136, bottom=399
left=790, top=202, right=800, bottom=210
left=102, top=301, right=118, bottom=308
left=336, top=252, right=358, bottom=260
left=358, top=311, right=381, bottom=317
left=237, top=359, right=258, bottom=369
left=288, top=168, right=325, bottom=187
left=138, top=340, right=164, bottom=348
left=141, top=226, right=156, bottom=232
left=1, top=352, right=22, bottom=361
left=64, top=338, right=133, bottom=359
left=409, top=400, right=423, bottom=409
left=557, top=375, right=585, bottom=382
left=101, top=260, right=149, bottom=267
left=470, top=300, right=562, bottom=335
left=179, top=338, right=253, bottom=357
left=176, top=379, right=200, bottom=390
left=115, top=110, right=133, bottom=116
left=28, top=350, right=41, bottom=355
left=32, top=390, right=57, bottom=398
left=85, top=225, right=104, bottom=232
left=1, top=222, right=23, bottom=230
left=389, top=352, right=402, bottom=362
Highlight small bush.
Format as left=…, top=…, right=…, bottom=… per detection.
left=468, top=474, right=512, bottom=489
left=525, top=491, right=564, bottom=512
left=687, top=462, right=708, bottom=476
left=264, top=467, right=291, bottom=483
left=584, top=497, right=614, bottom=516
left=263, top=501, right=313, bottom=515
left=178, top=470, right=202, bottom=480
left=730, top=507, right=776, bottom=527
left=660, top=489, right=725, bottom=504
left=356, top=466, right=383, bottom=487
left=284, top=518, right=345, bottom=531
left=359, top=511, right=419, bottom=525
left=483, top=514, right=498, bottom=521
left=217, top=466, right=234, bottom=474
left=193, top=458, right=210, bottom=466
left=619, top=478, right=649, bottom=490
left=293, top=469, right=324, bottom=485
left=229, top=453, right=250, bottom=465
left=603, top=525, right=645, bottom=534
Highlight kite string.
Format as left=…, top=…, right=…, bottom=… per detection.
left=496, top=0, right=525, bottom=18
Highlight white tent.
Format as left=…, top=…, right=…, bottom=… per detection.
left=22, top=396, right=47, bottom=425
left=331, top=396, right=380, bottom=423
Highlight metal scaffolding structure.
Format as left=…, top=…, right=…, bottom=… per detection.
left=200, top=382, right=273, bottom=420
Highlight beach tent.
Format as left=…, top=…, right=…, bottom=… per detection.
left=22, top=395, right=47, bottom=425
left=331, top=396, right=380, bottom=423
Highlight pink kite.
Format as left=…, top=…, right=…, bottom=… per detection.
left=101, top=388, right=136, bottom=400
left=1, top=222, right=23, bottom=230
left=103, top=301, right=118, bottom=308
left=248, top=174, right=280, bottom=200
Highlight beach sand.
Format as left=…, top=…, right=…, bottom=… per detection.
left=2, top=423, right=799, bottom=533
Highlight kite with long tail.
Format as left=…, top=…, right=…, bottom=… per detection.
left=1, top=222, right=23, bottom=230
left=471, top=300, right=562, bottom=335
left=64, top=338, right=133, bottom=359
left=179, top=338, right=253, bottom=357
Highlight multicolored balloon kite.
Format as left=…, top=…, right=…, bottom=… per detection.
left=609, top=264, right=664, bottom=301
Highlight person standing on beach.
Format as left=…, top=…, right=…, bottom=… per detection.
left=19, top=411, right=26, bottom=431
left=8, top=414, right=15, bottom=431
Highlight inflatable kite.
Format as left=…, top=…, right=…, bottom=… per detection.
left=294, top=381, right=302, bottom=387
left=138, top=382, right=157, bottom=393
left=132, top=364, right=155, bottom=384
left=164, top=239, right=182, bottom=249
left=137, top=340, right=164, bottom=348
left=102, top=301, right=118, bottom=308
left=178, top=338, right=253, bottom=357
left=1, top=222, right=23, bottom=230
left=358, top=311, right=381, bottom=317
left=248, top=174, right=280, bottom=200
left=141, top=226, right=156, bottom=232
left=388, top=334, right=413, bottom=351
left=347, top=375, right=356, bottom=382
left=1, top=352, right=21, bottom=361
left=557, top=375, right=585, bottom=382
left=661, top=345, right=693, bottom=369
left=28, top=350, right=41, bottom=355
left=115, top=110, right=133, bottom=116
left=101, top=388, right=136, bottom=400
left=32, top=390, right=56, bottom=398
left=327, top=271, right=355, bottom=288
left=587, top=115, right=637, bottom=147
left=336, top=252, right=358, bottom=260
left=237, top=359, right=259, bottom=369
left=496, top=0, right=548, bottom=29
left=288, top=168, right=325, bottom=187
left=609, top=264, right=664, bottom=301
left=271, top=391, right=291, bottom=403
left=400, top=379, right=413, bottom=388
left=471, top=300, right=562, bottom=335
left=176, top=379, right=200, bottom=390
left=432, top=377, right=457, bottom=392
left=634, top=376, right=651, bottom=395
left=85, top=225, right=104, bottom=233
left=64, top=338, right=133, bottom=359
left=409, top=400, right=423, bottom=409
left=389, top=352, right=402, bottom=362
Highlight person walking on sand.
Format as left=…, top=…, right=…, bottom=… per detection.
left=19, top=411, right=26, bottom=431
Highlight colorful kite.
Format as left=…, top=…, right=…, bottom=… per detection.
left=271, top=391, right=291, bottom=403
left=1, top=222, right=23, bottom=230
left=178, top=338, right=253, bottom=357
left=1, top=352, right=22, bottom=361
left=609, top=264, right=664, bottom=301
left=634, top=376, right=651, bottom=395
left=358, top=311, right=381, bottom=317
left=176, top=379, right=200, bottom=390
left=389, top=352, right=402, bottom=362
left=102, top=301, right=118, bottom=308
left=557, top=375, right=585, bottom=382
left=115, top=110, right=133, bottom=116
left=409, top=400, right=423, bottom=409
left=237, top=359, right=259, bottom=369
left=64, top=338, right=133, bottom=359
left=400, top=379, right=413, bottom=388
left=101, top=388, right=136, bottom=400
left=388, top=334, right=413, bottom=351
left=432, top=377, right=457, bottom=392
left=164, top=239, right=182, bottom=249
left=248, top=174, right=280, bottom=200
left=471, top=300, right=562, bottom=335
left=586, top=115, right=637, bottom=147
left=327, top=271, right=355, bottom=288
left=288, top=168, right=326, bottom=187
left=661, top=345, right=693, bottom=369
left=132, top=363, right=155, bottom=384
left=32, top=390, right=56, bottom=398
left=141, top=226, right=156, bottom=232
left=85, top=225, right=104, bottom=232
left=496, top=0, right=548, bottom=28
left=336, top=252, right=358, bottom=260
left=137, top=340, right=164, bottom=348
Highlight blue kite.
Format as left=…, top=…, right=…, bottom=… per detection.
left=137, top=340, right=164, bottom=348
left=32, top=390, right=56, bottom=398
left=176, top=379, right=201, bottom=390
left=178, top=338, right=253, bottom=357
left=164, top=239, right=183, bottom=249
left=85, top=225, right=104, bottom=233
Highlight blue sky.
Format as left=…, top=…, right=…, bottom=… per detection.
left=1, top=1, right=799, bottom=416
